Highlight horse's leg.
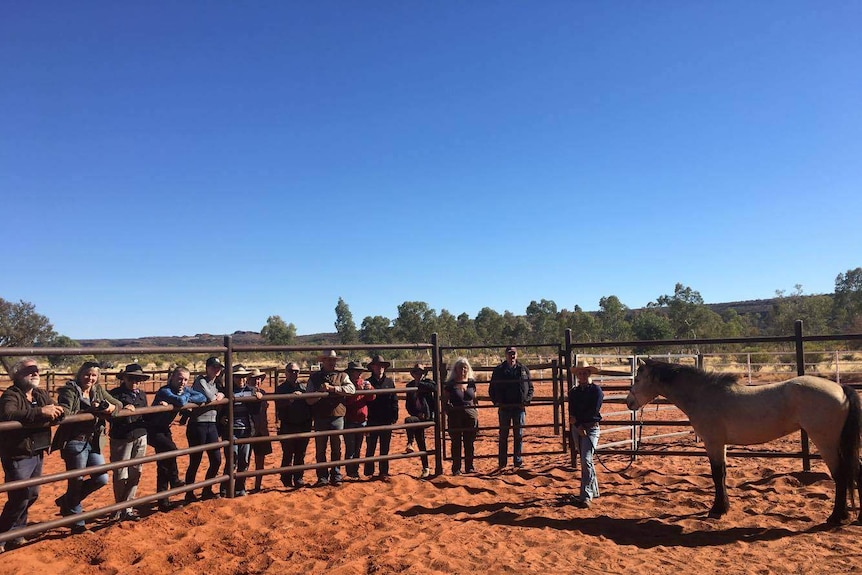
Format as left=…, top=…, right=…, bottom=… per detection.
left=705, top=443, right=729, bottom=518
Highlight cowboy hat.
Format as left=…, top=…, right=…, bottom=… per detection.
left=570, top=359, right=599, bottom=375
left=367, top=354, right=391, bottom=368
left=345, top=361, right=365, bottom=373
left=318, top=350, right=340, bottom=361
left=232, top=365, right=251, bottom=376
left=248, top=368, right=266, bottom=379
left=409, top=363, right=428, bottom=374
left=119, top=363, right=151, bottom=380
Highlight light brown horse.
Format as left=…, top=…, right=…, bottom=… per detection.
left=626, top=358, right=862, bottom=523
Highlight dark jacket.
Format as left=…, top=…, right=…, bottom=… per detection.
left=568, top=383, right=604, bottom=427
left=405, top=378, right=436, bottom=421
left=0, top=385, right=55, bottom=459
left=366, top=375, right=398, bottom=425
left=51, top=380, right=123, bottom=453
left=147, top=384, right=207, bottom=432
left=489, top=361, right=533, bottom=410
left=108, top=385, right=149, bottom=440
left=274, top=380, right=312, bottom=430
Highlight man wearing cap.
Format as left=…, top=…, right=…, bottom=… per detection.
left=568, top=359, right=603, bottom=508
left=185, top=357, right=226, bottom=502
left=0, top=358, right=64, bottom=552
left=108, top=363, right=151, bottom=521
left=147, top=367, right=207, bottom=510
left=363, top=355, right=398, bottom=479
left=404, top=364, right=436, bottom=478
left=275, top=362, right=312, bottom=487
left=343, top=361, right=374, bottom=479
left=489, top=346, right=534, bottom=469
left=305, top=350, right=355, bottom=487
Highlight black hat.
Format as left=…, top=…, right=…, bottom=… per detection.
left=120, top=363, right=150, bottom=380
left=206, top=356, right=224, bottom=369
left=368, top=354, right=391, bottom=368
left=346, top=361, right=364, bottom=373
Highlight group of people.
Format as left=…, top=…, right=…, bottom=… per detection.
left=0, top=348, right=606, bottom=550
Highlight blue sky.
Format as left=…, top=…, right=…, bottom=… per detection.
left=2, top=2, right=860, bottom=340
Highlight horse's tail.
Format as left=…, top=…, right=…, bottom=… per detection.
left=838, top=385, right=861, bottom=509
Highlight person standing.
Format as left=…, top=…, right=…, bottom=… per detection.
left=0, top=358, right=64, bottom=553
left=108, top=363, right=150, bottom=521
left=147, top=367, right=206, bottom=510
left=305, top=350, right=355, bottom=487
left=343, top=361, right=374, bottom=479
left=52, top=361, right=122, bottom=534
left=247, top=368, right=272, bottom=493
left=221, top=365, right=261, bottom=496
left=275, top=362, right=312, bottom=488
left=444, top=357, right=479, bottom=476
left=568, top=359, right=604, bottom=508
left=489, top=346, right=533, bottom=469
left=185, top=356, right=225, bottom=502
left=363, top=355, right=398, bottom=479
left=404, top=364, right=436, bottom=478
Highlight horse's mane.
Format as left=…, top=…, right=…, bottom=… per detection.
left=648, top=360, right=739, bottom=387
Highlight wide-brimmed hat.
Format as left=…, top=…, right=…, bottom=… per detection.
left=232, top=365, right=251, bottom=376
left=571, top=359, right=599, bottom=375
left=367, top=354, right=391, bottom=368
left=318, top=350, right=340, bottom=361
left=119, top=363, right=150, bottom=380
left=345, top=361, right=364, bottom=373
left=248, top=368, right=266, bottom=379
left=410, top=363, right=428, bottom=374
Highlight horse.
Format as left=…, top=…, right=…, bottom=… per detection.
left=625, top=358, right=861, bottom=524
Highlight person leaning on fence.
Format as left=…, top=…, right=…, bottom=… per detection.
left=0, top=358, right=64, bottom=553
left=52, top=360, right=122, bottom=534
left=343, top=361, right=374, bottom=480
left=364, top=355, right=399, bottom=480
left=274, top=362, right=312, bottom=488
left=184, top=356, right=226, bottom=503
left=147, top=366, right=207, bottom=511
left=108, top=363, right=150, bottom=521
left=404, top=363, right=436, bottom=479
left=568, top=359, right=604, bottom=509
left=444, top=357, right=479, bottom=476
left=219, top=365, right=262, bottom=497
left=305, top=350, right=355, bottom=487
left=247, top=368, right=272, bottom=493
left=489, top=346, right=533, bottom=470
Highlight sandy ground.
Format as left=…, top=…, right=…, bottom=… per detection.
left=2, top=380, right=861, bottom=575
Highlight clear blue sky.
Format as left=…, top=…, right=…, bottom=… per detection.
left=2, top=2, right=860, bottom=340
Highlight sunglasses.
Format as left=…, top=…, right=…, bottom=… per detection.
left=21, top=365, right=40, bottom=376
left=288, top=369, right=300, bottom=374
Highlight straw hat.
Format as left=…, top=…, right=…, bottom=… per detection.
left=318, top=350, right=340, bottom=361
left=232, top=365, right=251, bottom=376
left=248, top=368, right=266, bottom=379
left=570, top=359, right=599, bottom=375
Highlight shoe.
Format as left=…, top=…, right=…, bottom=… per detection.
left=420, top=468, right=431, bottom=478
left=122, top=510, right=141, bottom=522
left=71, top=525, right=92, bottom=535
left=363, top=464, right=374, bottom=477
left=405, top=443, right=415, bottom=453
left=513, top=461, right=523, bottom=469
left=331, top=479, right=342, bottom=487
left=158, top=500, right=182, bottom=512
left=376, top=473, right=390, bottom=482
left=235, top=490, right=248, bottom=497
left=55, top=493, right=73, bottom=517
left=184, top=492, right=199, bottom=504
left=293, top=480, right=307, bottom=488
left=452, top=470, right=461, bottom=476
left=314, top=478, right=329, bottom=488
left=465, top=467, right=475, bottom=474
left=171, top=480, right=186, bottom=489
left=6, top=536, right=27, bottom=550
left=573, top=497, right=592, bottom=509
left=347, top=474, right=360, bottom=480
left=201, top=490, right=219, bottom=501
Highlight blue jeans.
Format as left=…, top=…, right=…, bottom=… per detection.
left=223, top=428, right=252, bottom=494
left=498, top=408, right=526, bottom=467
left=0, top=453, right=43, bottom=536
left=61, top=440, right=108, bottom=528
left=343, top=421, right=366, bottom=478
left=574, top=425, right=600, bottom=501
left=313, top=416, right=344, bottom=482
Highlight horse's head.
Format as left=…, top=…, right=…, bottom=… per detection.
left=626, top=358, right=661, bottom=411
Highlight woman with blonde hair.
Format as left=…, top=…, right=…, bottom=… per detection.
left=444, top=357, right=479, bottom=475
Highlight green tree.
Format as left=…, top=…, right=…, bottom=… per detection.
left=260, top=315, right=297, bottom=345
left=767, top=285, right=832, bottom=336
left=46, top=334, right=80, bottom=369
left=597, top=296, right=632, bottom=341
left=502, top=311, right=532, bottom=343
left=435, top=309, right=458, bottom=346
left=559, top=306, right=598, bottom=343
left=833, top=267, right=862, bottom=331
left=455, top=312, right=478, bottom=346
left=631, top=310, right=673, bottom=342
left=334, top=297, right=358, bottom=344
left=393, top=301, right=437, bottom=343
left=474, top=307, right=505, bottom=344
left=360, top=315, right=392, bottom=345
left=0, top=298, right=59, bottom=374
left=652, top=283, right=724, bottom=341
left=525, top=299, right=558, bottom=344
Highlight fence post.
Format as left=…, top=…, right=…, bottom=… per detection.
left=565, top=329, right=576, bottom=469
left=552, top=358, right=559, bottom=436
left=795, top=320, right=811, bottom=471
left=630, top=355, right=638, bottom=458
left=431, top=333, right=444, bottom=477
left=224, top=335, right=236, bottom=497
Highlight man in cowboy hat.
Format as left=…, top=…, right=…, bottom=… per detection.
left=275, top=361, right=312, bottom=487
left=185, top=357, right=226, bottom=502
left=489, top=346, right=533, bottom=469
left=404, top=363, right=436, bottom=478
left=246, top=368, right=272, bottom=493
left=568, top=358, right=604, bottom=508
left=108, top=363, right=151, bottom=521
left=305, top=350, right=355, bottom=486
left=219, top=364, right=263, bottom=496
left=363, top=355, right=398, bottom=479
